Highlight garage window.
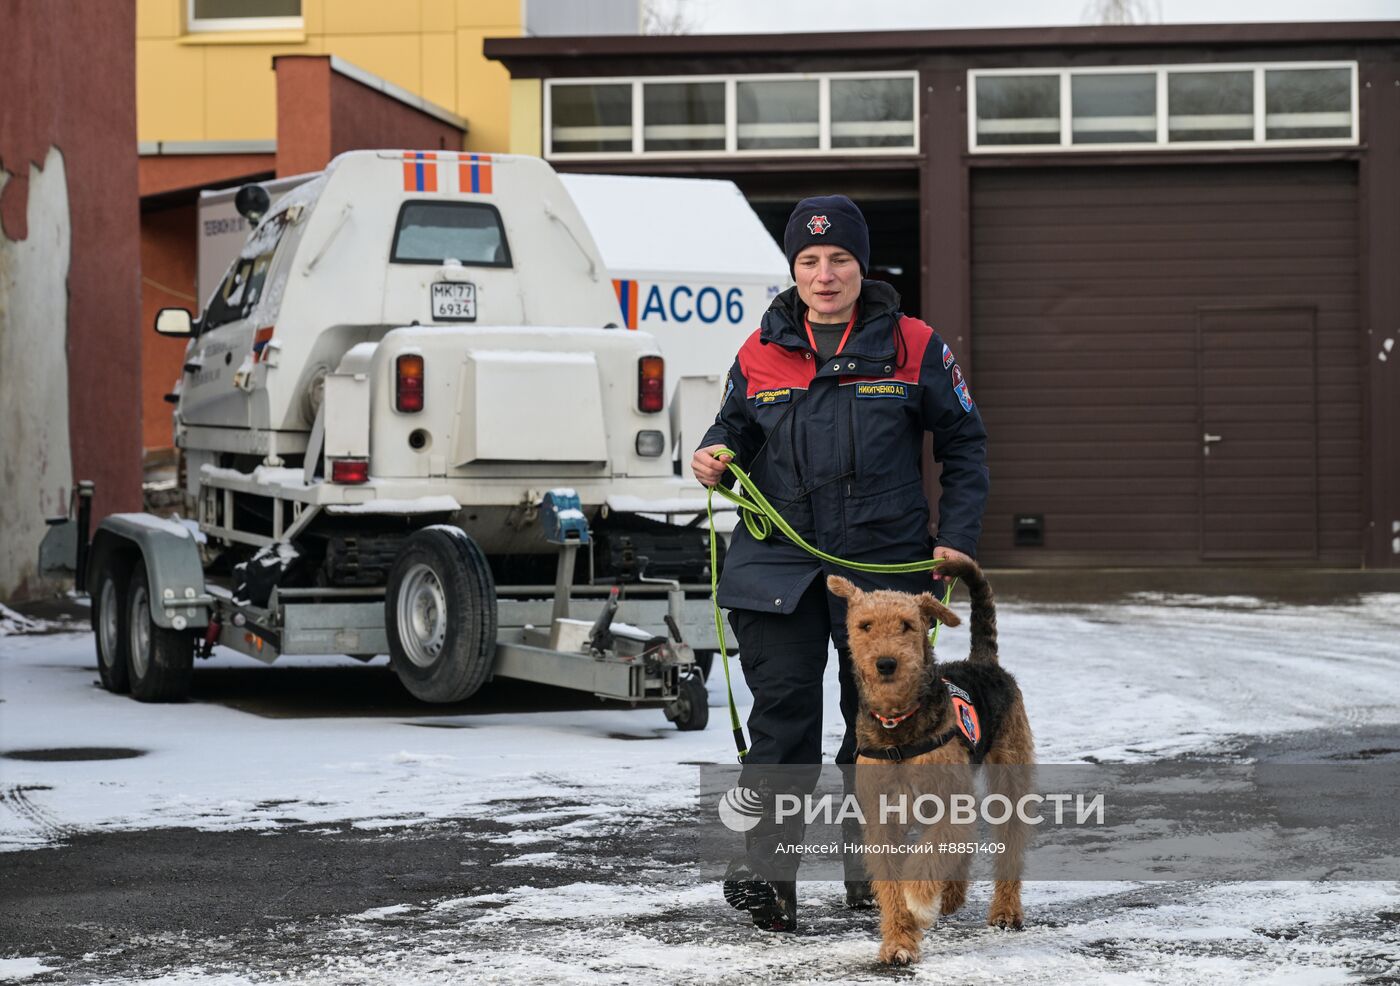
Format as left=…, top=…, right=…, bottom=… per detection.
left=1072, top=73, right=1156, bottom=145
left=974, top=75, right=1060, bottom=146
left=546, top=73, right=918, bottom=159
left=550, top=84, right=633, bottom=154
left=831, top=77, right=917, bottom=148
left=1265, top=67, right=1353, bottom=140
left=643, top=82, right=725, bottom=151
left=970, top=62, right=1357, bottom=152
left=737, top=80, right=820, bottom=150
left=1169, top=71, right=1254, bottom=142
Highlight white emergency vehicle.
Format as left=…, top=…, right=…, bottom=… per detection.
left=42, top=150, right=739, bottom=728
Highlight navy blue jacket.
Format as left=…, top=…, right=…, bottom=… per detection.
left=698, top=281, right=989, bottom=616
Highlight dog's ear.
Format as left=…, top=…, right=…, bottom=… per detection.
left=916, top=593, right=961, bottom=628
left=826, top=575, right=860, bottom=600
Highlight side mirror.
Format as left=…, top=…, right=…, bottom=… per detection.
left=154, top=307, right=193, bottom=337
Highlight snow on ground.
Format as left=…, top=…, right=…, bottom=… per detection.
left=0, top=958, right=53, bottom=982
left=2, top=591, right=1399, bottom=983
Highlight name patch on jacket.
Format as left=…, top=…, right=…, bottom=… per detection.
left=855, top=382, right=908, bottom=400
left=753, top=388, right=792, bottom=405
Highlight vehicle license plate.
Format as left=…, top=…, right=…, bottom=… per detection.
left=431, top=282, right=476, bottom=321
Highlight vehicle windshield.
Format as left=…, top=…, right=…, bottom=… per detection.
left=391, top=201, right=511, bottom=267
left=202, top=210, right=293, bottom=331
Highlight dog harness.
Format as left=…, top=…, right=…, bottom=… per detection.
left=857, top=679, right=983, bottom=763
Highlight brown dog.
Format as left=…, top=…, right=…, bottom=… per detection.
left=828, top=559, right=1034, bottom=966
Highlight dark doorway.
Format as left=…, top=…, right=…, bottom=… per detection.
left=738, top=169, right=921, bottom=316
left=1197, top=307, right=1319, bottom=560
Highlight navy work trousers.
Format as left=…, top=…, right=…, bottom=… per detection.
left=727, top=577, right=859, bottom=770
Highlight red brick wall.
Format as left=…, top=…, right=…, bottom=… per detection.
left=140, top=204, right=198, bottom=452
left=0, top=0, right=140, bottom=597
left=275, top=55, right=463, bottom=177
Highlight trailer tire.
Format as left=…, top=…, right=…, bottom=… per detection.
left=91, top=554, right=133, bottom=693
left=126, top=566, right=194, bottom=702
left=386, top=528, right=496, bottom=704
left=666, top=671, right=710, bottom=732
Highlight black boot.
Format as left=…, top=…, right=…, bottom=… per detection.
left=721, top=782, right=802, bottom=932
left=841, top=815, right=874, bottom=909
left=722, top=858, right=798, bottom=931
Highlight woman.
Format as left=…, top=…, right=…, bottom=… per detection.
left=692, top=194, right=990, bottom=931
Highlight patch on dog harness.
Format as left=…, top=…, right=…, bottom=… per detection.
left=855, top=382, right=907, bottom=400
left=943, top=679, right=980, bottom=746
left=754, top=388, right=792, bottom=405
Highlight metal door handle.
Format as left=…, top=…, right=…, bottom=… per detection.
left=1203, top=433, right=1223, bottom=443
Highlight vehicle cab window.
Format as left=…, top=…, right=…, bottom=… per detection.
left=202, top=210, right=294, bottom=331
left=390, top=201, right=512, bottom=267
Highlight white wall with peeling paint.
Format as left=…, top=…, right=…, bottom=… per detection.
left=0, top=147, right=74, bottom=600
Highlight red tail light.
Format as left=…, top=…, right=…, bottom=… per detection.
left=638, top=356, right=664, bottom=413
left=330, top=458, right=369, bottom=484
left=396, top=353, right=424, bottom=413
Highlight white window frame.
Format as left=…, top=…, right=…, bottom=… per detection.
left=967, top=61, right=1359, bottom=154
left=186, top=0, right=303, bottom=33
left=543, top=71, right=919, bottom=161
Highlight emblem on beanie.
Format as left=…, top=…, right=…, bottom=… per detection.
left=807, top=215, right=830, bottom=235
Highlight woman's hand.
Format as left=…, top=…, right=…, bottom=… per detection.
left=691, top=445, right=734, bottom=487
left=932, top=545, right=973, bottom=582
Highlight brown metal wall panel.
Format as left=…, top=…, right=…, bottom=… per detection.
left=971, top=163, right=1361, bottom=566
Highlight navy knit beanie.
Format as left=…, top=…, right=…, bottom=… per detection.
left=783, top=194, right=870, bottom=275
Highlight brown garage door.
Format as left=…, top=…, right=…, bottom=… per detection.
left=970, top=163, right=1361, bottom=566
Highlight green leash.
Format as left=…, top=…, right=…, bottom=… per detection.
left=704, top=448, right=957, bottom=760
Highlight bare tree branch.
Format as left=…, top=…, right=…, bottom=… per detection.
left=642, top=0, right=702, bottom=35
left=1082, top=0, right=1162, bottom=24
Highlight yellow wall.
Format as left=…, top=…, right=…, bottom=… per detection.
left=137, top=0, right=521, bottom=152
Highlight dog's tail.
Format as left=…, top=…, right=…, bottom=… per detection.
left=936, top=558, right=998, bottom=665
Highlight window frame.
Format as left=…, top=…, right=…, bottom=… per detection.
left=389, top=200, right=514, bottom=269
left=543, top=71, right=920, bottom=161
left=967, top=61, right=1359, bottom=154
left=186, top=0, right=303, bottom=33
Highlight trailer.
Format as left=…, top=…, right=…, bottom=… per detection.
left=42, top=151, right=735, bottom=729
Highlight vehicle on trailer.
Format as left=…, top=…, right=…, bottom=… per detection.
left=42, top=150, right=728, bottom=730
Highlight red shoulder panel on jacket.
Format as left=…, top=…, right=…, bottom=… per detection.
left=889, top=316, right=936, bottom=383
left=738, top=332, right=815, bottom=395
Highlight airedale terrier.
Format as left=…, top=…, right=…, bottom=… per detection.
left=828, top=559, right=1035, bottom=967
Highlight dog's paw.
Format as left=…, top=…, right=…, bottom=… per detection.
left=878, top=942, right=919, bottom=966
left=987, top=906, right=1024, bottom=931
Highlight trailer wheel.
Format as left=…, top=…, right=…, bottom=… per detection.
left=666, top=671, right=710, bottom=732
left=126, top=566, right=194, bottom=702
left=91, top=555, right=132, bottom=693
left=386, top=528, right=496, bottom=703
